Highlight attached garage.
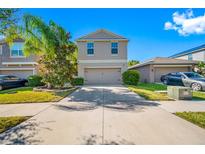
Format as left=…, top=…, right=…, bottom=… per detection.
left=154, top=66, right=190, bottom=82
left=129, top=57, right=197, bottom=83
left=84, top=68, right=121, bottom=84
left=0, top=69, right=34, bottom=79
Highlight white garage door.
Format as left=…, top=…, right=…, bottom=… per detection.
left=154, top=67, right=190, bottom=82
left=0, top=70, right=34, bottom=79
left=84, top=68, right=121, bottom=84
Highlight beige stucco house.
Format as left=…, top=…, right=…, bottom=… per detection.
left=76, top=29, right=128, bottom=84
left=169, top=44, right=205, bottom=61
left=0, top=39, right=38, bottom=78
left=129, top=57, right=197, bottom=83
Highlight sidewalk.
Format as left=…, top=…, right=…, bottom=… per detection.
left=0, top=103, right=53, bottom=117
left=159, top=100, right=205, bottom=113
left=0, top=86, right=205, bottom=144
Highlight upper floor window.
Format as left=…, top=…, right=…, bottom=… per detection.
left=188, top=54, right=193, bottom=60
left=10, top=42, right=24, bottom=57
left=87, top=42, right=94, bottom=55
left=111, top=42, right=118, bottom=54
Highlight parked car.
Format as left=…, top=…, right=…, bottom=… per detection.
left=160, top=72, right=205, bottom=91
left=0, top=75, right=28, bottom=90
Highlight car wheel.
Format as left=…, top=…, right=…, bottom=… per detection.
left=191, top=82, right=202, bottom=91
left=24, top=81, right=28, bottom=86
left=0, top=85, right=3, bottom=91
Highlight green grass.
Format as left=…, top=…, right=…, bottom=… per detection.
left=192, top=91, right=205, bottom=100
left=0, top=116, right=30, bottom=133
left=127, top=84, right=172, bottom=101
left=175, top=112, right=205, bottom=129
left=135, top=82, right=167, bottom=91
left=129, top=82, right=205, bottom=101
left=0, top=87, right=33, bottom=94
left=0, top=87, right=77, bottom=104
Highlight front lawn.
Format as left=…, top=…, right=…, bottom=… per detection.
left=0, top=87, right=77, bottom=104
left=134, top=82, right=167, bottom=91
left=0, top=116, right=30, bottom=133
left=128, top=82, right=205, bottom=101
left=175, top=112, right=205, bottom=129
left=192, top=91, right=205, bottom=100
left=127, top=83, right=172, bottom=101
left=0, top=87, right=33, bottom=94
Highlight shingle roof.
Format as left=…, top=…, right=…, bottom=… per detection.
left=76, top=29, right=128, bottom=41
left=129, top=57, right=198, bottom=69
left=169, top=44, right=205, bottom=58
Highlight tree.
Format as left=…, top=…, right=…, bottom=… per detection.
left=22, top=14, right=77, bottom=88
left=128, top=60, right=139, bottom=67
left=195, top=61, right=205, bottom=76
left=0, top=9, right=20, bottom=43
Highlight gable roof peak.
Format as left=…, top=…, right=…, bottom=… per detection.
left=76, top=29, right=128, bottom=41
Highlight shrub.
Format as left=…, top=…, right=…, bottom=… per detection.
left=71, top=77, right=84, bottom=86
left=122, top=70, right=140, bottom=85
left=27, top=75, right=44, bottom=87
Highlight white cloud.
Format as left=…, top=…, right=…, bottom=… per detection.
left=164, top=9, right=205, bottom=36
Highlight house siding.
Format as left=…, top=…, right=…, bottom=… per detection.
left=77, top=41, right=127, bottom=60
left=176, top=55, right=189, bottom=60
left=175, top=50, right=205, bottom=62
left=78, top=62, right=127, bottom=78
left=153, top=66, right=191, bottom=82
left=0, top=41, right=38, bottom=78
left=77, top=40, right=128, bottom=78
left=0, top=43, right=37, bottom=67
left=76, top=30, right=128, bottom=84
left=130, top=65, right=151, bottom=83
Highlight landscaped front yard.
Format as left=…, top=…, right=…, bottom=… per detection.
left=0, top=116, right=30, bottom=133
left=127, top=83, right=172, bottom=101
left=175, top=112, right=205, bottom=129
left=127, top=82, right=205, bottom=101
left=0, top=87, right=77, bottom=104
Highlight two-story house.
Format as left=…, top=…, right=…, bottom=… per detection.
left=0, top=39, right=38, bottom=78
left=0, top=29, right=128, bottom=84
left=76, top=29, right=128, bottom=84
left=169, top=44, right=205, bottom=61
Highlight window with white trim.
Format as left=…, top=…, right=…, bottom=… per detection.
left=111, top=42, right=118, bottom=54
left=11, top=42, right=24, bottom=57
left=87, top=42, right=94, bottom=55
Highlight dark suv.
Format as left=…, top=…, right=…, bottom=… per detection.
left=0, top=75, right=28, bottom=90
left=160, top=72, right=205, bottom=91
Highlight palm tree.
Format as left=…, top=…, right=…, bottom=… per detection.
left=128, top=60, right=139, bottom=67
left=21, top=14, right=77, bottom=88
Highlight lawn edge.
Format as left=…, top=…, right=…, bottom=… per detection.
left=0, top=87, right=78, bottom=105
left=174, top=112, right=205, bottom=129
left=0, top=116, right=32, bottom=134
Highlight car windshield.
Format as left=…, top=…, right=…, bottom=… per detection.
left=183, top=72, right=204, bottom=78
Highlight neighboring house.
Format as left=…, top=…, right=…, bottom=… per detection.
left=76, top=29, right=128, bottom=84
left=0, top=39, right=38, bottom=78
left=129, top=57, right=197, bottom=83
left=169, top=44, right=205, bottom=61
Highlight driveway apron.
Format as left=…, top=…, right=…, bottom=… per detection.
left=0, top=85, right=205, bottom=144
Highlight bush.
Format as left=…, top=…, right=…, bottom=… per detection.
left=122, top=70, right=140, bottom=85
left=27, top=75, right=44, bottom=87
left=71, top=77, right=84, bottom=86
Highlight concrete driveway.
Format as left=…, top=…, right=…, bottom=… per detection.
left=0, top=85, right=205, bottom=144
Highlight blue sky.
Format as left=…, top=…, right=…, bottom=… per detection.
left=22, top=8, right=205, bottom=61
